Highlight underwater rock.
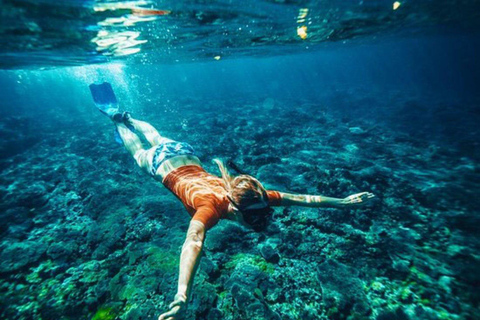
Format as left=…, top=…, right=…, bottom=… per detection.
left=222, top=255, right=280, bottom=317
left=244, top=155, right=282, bottom=166
left=200, top=257, right=220, bottom=280
left=0, top=117, right=41, bottom=160
left=206, top=308, right=223, bottom=320
left=225, top=263, right=267, bottom=291
left=445, top=210, right=480, bottom=234
left=376, top=307, right=410, bottom=320
left=86, top=222, right=101, bottom=245
left=189, top=279, right=217, bottom=317
left=256, top=164, right=291, bottom=188
left=438, top=276, right=453, bottom=294
left=317, top=259, right=370, bottom=317
left=1, top=206, right=30, bottom=225
left=245, top=301, right=267, bottom=318
left=127, top=215, right=156, bottom=241
left=288, top=173, right=311, bottom=194
left=393, top=226, right=421, bottom=246
left=259, top=244, right=280, bottom=264
left=231, top=283, right=256, bottom=309
left=15, top=183, right=49, bottom=209
left=1, top=207, right=33, bottom=237
left=0, top=241, right=47, bottom=273
left=5, top=221, right=33, bottom=240
left=46, top=241, right=75, bottom=262
left=349, top=126, right=366, bottom=135
left=205, top=222, right=255, bottom=252
left=446, top=251, right=480, bottom=285
left=101, top=223, right=126, bottom=250
left=391, top=256, right=410, bottom=274
left=228, top=283, right=280, bottom=320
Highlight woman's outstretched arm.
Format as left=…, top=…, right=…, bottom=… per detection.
left=159, top=220, right=206, bottom=320
left=278, top=191, right=375, bottom=208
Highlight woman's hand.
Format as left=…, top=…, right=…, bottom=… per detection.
left=340, top=192, right=375, bottom=206
left=159, top=294, right=187, bottom=320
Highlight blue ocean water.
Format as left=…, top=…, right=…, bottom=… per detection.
left=0, top=1, right=479, bottom=320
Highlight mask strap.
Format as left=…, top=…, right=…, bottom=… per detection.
left=227, top=194, right=241, bottom=211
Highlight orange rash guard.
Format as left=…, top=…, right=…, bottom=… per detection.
left=162, top=165, right=282, bottom=229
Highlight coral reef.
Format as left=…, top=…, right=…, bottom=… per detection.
left=0, top=95, right=479, bottom=320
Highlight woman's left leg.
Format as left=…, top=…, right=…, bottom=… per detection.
left=116, top=123, right=153, bottom=172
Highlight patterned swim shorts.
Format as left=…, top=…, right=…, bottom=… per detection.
left=150, top=140, right=196, bottom=176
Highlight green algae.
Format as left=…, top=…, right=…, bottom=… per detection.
left=92, top=305, right=117, bottom=320
left=145, top=246, right=178, bottom=273
left=26, top=259, right=57, bottom=284
left=409, top=265, right=431, bottom=282
left=119, top=284, right=140, bottom=301
left=225, top=253, right=274, bottom=274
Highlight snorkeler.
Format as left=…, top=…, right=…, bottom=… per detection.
left=90, top=82, right=375, bottom=320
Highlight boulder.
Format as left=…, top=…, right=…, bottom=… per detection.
left=0, top=241, right=47, bottom=273
left=317, top=259, right=371, bottom=317
left=259, top=244, right=280, bottom=264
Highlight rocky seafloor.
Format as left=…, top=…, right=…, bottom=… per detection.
left=0, top=94, right=479, bottom=320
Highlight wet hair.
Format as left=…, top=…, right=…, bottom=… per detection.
left=214, top=159, right=271, bottom=230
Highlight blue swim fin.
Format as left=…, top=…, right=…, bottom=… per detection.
left=89, top=82, right=119, bottom=118
left=114, top=128, right=124, bottom=144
